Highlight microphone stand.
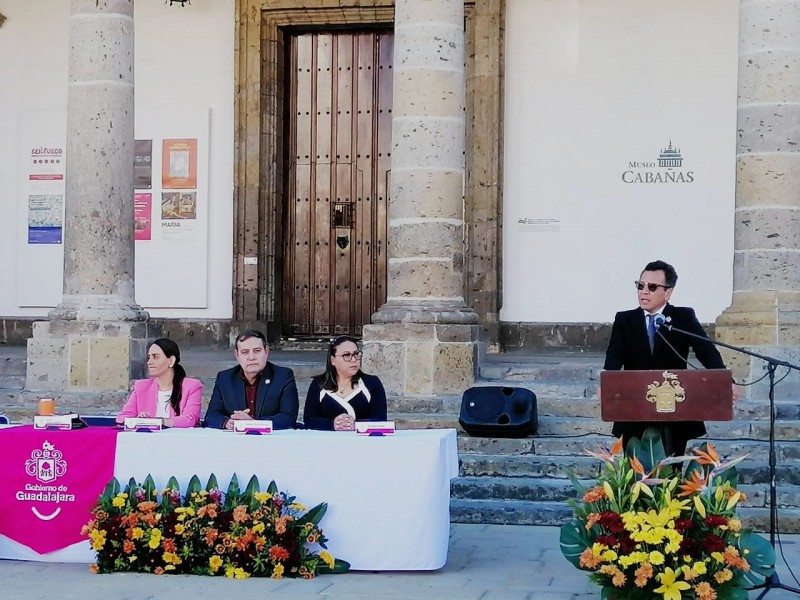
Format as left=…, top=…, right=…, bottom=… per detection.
left=659, top=322, right=800, bottom=598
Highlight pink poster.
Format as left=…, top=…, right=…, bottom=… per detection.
left=134, top=193, right=152, bottom=241
left=0, top=426, right=118, bottom=554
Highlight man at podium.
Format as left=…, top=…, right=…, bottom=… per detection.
left=603, top=260, right=726, bottom=456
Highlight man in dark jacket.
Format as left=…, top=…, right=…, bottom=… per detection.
left=204, top=329, right=298, bottom=430
left=603, top=260, right=726, bottom=455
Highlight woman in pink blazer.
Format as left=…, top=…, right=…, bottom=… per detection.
left=116, top=338, right=203, bottom=428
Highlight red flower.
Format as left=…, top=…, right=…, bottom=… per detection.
left=680, top=538, right=699, bottom=557
left=598, top=511, right=625, bottom=534
left=674, top=518, right=693, bottom=533
left=596, top=534, right=618, bottom=548
left=269, top=545, right=290, bottom=562
left=618, top=536, right=636, bottom=553
left=702, top=533, right=725, bottom=553
left=704, top=515, right=728, bottom=528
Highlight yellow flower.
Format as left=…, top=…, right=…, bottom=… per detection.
left=693, top=495, right=707, bottom=518
left=602, top=550, right=618, bottom=562
left=253, top=522, right=265, bottom=534
left=726, top=518, right=742, bottom=532
left=209, top=555, right=223, bottom=573
left=290, top=502, right=308, bottom=512
left=253, top=491, right=271, bottom=503
left=148, top=529, right=162, bottom=549
left=602, top=481, right=616, bottom=503
left=319, top=550, right=335, bottom=569
left=693, top=561, right=707, bottom=575
left=726, top=492, right=742, bottom=510
left=131, top=527, right=144, bottom=540
left=654, top=567, right=691, bottom=600
left=711, top=551, right=725, bottom=564
left=112, top=496, right=126, bottom=508
left=225, top=566, right=249, bottom=579
left=649, top=551, right=665, bottom=566
left=272, top=563, right=285, bottom=579
left=714, top=568, right=733, bottom=583
left=174, top=524, right=185, bottom=536
left=89, top=529, right=106, bottom=550
left=162, top=552, right=182, bottom=565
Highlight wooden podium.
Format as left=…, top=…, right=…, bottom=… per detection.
left=600, top=369, right=734, bottom=422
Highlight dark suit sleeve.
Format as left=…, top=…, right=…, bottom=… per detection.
left=203, top=377, right=228, bottom=429
left=302, top=376, right=334, bottom=431
left=604, top=312, right=626, bottom=370
left=682, top=308, right=725, bottom=369
left=271, top=369, right=299, bottom=430
left=366, top=376, right=388, bottom=421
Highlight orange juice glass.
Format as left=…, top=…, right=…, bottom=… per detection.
left=38, top=398, right=55, bottom=416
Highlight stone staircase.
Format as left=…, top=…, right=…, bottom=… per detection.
left=2, top=346, right=800, bottom=532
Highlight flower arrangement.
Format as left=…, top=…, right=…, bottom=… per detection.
left=82, top=473, right=349, bottom=578
left=560, top=428, right=776, bottom=600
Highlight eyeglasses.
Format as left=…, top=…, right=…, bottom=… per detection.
left=335, top=351, right=363, bottom=362
left=635, top=281, right=671, bottom=292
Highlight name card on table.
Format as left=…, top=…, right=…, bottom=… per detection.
left=33, top=413, right=81, bottom=430
left=355, top=421, right=395, bottom=435
left=233, top=420, right=273, bottom=435
left=123, top=417, right=163, bottom=432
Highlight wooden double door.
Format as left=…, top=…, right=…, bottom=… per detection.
left=282, top=30, right=393, bottom=338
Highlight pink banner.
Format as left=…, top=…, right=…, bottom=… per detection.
left=0, top=426, right=118, bottom=554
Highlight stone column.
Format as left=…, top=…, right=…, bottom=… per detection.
left=716, top=0, right=800, bottom=388
left=26, top=0, right=153, bottom=393
left=363, top=0, right=478, bottom=397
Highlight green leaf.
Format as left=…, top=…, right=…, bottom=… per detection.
left=205, top=473, right=219, bottom=492
left=267, top=480, right=278, bottom=495
left=244, top=474, right=260, bottom=509
left=737, top=530, right=776, bottom=586
left=142, top=474, right=157, bottom=502
left=186, top=474, right=202, bottom=497
left=298, top=503, right=328, bottom=526
left=224, top=474, right=241, bottom=510
left=629, top=427, right=666, bottom=472
left=101, top=477, right=120, bottom=499
left=317, top=558, right=350, bottom=574
left=559, top=519, right=590, bottom=568
left=125, top=477, right=138, bottom=507
left=564, top=468, right=587, bottom=497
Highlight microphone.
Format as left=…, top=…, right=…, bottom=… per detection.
left=654, top=314, right=670, bottom=331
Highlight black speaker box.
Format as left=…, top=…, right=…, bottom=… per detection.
left=458, top=386, right=537, bottom=438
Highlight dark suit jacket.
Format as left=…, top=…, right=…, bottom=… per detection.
left=603, top=303, right=725, bottom=441
left=204, top=362, right=299, bottom=430
left=302, top=373, right=388, bottom=431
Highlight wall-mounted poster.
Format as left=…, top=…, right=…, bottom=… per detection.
left=28, top=193, right=63, bottom=244
left=134, top=193, right=152, bottom=241
left=134, top=140, right=153, bottom=189
left=161, top=191, right=197, bottom=241
left=162, top=139, right=197, bottom=189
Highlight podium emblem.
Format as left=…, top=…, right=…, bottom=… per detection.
left=646, top=371, right=686, bottom=413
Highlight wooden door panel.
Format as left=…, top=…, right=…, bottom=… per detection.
left=283, top=30, right=391, bottom=337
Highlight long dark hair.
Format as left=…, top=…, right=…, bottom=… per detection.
left=151, top=338, right=186, bottom=415
left=321, top=335, right=363, bottom=392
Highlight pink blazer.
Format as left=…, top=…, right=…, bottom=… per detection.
left=116, top=377, right=203, bottom=428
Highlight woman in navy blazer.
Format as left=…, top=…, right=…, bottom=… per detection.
left=303, top=336, right=387, bottom=431
left=116, top=338, right=203, bottom=428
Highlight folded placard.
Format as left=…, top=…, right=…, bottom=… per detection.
left=33, top=414, right=79, bottom=431
left=123, top=417, right=163, bottom=431
left=233, top=420, right=273, bottom=434
left=355, top=421, right=396, bottom=435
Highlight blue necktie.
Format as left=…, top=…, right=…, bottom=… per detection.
left=647, top=314, right=657, bottom=351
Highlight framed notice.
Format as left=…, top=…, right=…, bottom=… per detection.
left=162, top=139, right=197, bottom=189
left=134, top=140, right=153, bottom=189
left=134, top=193, right=152, bottom=241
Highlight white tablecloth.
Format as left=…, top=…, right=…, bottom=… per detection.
left=0, top=428, right=459, bottom=571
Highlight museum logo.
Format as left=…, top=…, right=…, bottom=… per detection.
left=621, top=141, right=694, bottom=184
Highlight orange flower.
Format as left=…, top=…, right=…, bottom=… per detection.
left=583, top=488, right=606, bottom=503
left=693, top=444, right=720, bottom=466
left=275, top=516, right=289, bottom=535
left=89, top=563, right=99, bottom=574
left=232, top=505, right=248, bottom=523
left=95, top=510, right=109, bottom=521
left=723, top=545, right=750, bottom=571
left=678, top=470, right=708, bottom=497
left=197, top=504, right=218, bottom=519
left=714, top=568, right=734, bottom=584
left=154, top=567, right=165, bottom=575
left=579, top=548, right=603, bottom=569
left=629, top=454, right=645, bottom=476
left=610, top=437, right=624, bottom=456
left=612, top=570, right=626, bottom=587
left=269, top=545, right=290, bottom=562
left=634, top=563, right=653, bottom=588
left=123, top=540, right=135, bottom=554
left=585, top=513, right=600, bottom=530
left=137, top=501, right=158, bottom=513
left=205, top=528, right=219, bottom=546
left=81, top=521, right=96, bottom=536
left=162, top=538, right=176, bottom=554
left=694, top=582, right=717, bottom=600
left=235, top=536, right=249, bottom=552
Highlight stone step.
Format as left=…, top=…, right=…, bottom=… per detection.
left=469, top=380, right=595, bottom=399
left=0, top=356, right=26, bottom=376
left=458, top=454, right=800, bottom=483
left=449, top=498, right=800, bottom=532
left=478, top=361, right=600, bottom=384
left=0, top=375, right=24, bottom=390
left=451, top=476, right=800, bottom=508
